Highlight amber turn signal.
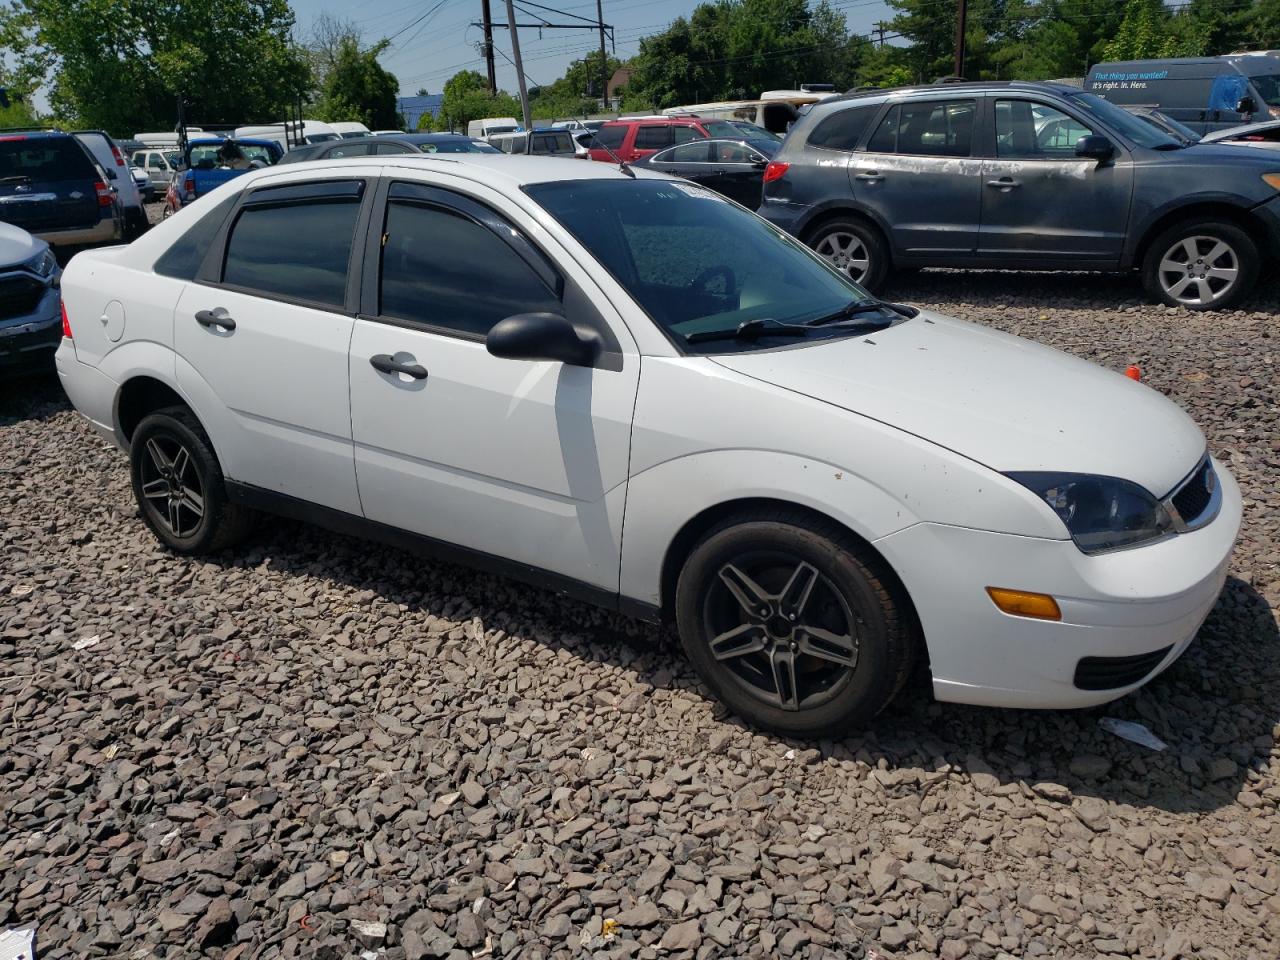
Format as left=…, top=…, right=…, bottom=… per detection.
left=986, top=587, right=1062, bottom=621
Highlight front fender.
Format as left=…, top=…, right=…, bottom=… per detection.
left=618, top=448, right=922, bottom=609
left=1124, top=191, right=1258, bottom=265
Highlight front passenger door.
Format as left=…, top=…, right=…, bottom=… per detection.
left=348, top=180, right=640, bottom=591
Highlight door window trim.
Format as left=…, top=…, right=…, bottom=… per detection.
left=356, top=177, right=623, bottom=369
left=195, top=177, right=374, bottom=316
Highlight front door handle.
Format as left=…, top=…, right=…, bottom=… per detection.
left=370, top=354, right=428, bottom=380
left=985, top=177, right=1021, bottom=190
left=854, top=171, right=884, bottom=182
left=194, top=308, right=236, bottom=331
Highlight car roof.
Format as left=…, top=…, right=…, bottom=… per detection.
left=241, top=153, right=654, bottom=188
left=601, top=117, right=704, bottom=127
left=391, top=133, right=478, bottom=142
left=827, top=79, right=1083, bottom=106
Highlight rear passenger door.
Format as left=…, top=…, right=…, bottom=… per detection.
left=174, top=176, right=373, bottom=515
left=848, top=98, right=982, bottom=259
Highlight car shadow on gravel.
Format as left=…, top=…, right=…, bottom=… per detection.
left=0, top=371, right=68, bottom=427
left=213, top=515, right=1275, bottom=817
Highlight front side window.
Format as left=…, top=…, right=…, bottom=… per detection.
left=593, top=126, right=626, bottom=149
left=1247, top=73, right=1280, bottom=106
left=714, top=141, right=759, bottom=162
left=672, top=125, right=702, bottom=144
left=328, top=143, right=371, bottom=159
left=866, top=100, right=975, bottom=157
left=374, top=143, right=412, bottom=155
left=222, top=194, right=362, bottom=306
left=379, top=199, right=560, bottom=337
left=996, top=100, right=1095, bottom=158
left=635, top=126, right=673, bottom=150
left=526, top=179, right=888, bottom=354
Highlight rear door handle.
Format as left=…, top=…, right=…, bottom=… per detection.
left=194, top=308, right=236, bottom=331
left=370, top=354, right=428, bottom=380
left=986, top=178, right=1021, bottom=189
left=854, top=171, right=884, bottom=182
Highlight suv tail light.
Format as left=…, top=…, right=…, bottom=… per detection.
left=184, top=174, right=195, bottom=195
left=61, top=301, right=72, bottom=339
left=109, top=143, right=125, bottom=166
left=94, top=180, right=112, bottom=207
left=763, top=162, right=790, bottom=184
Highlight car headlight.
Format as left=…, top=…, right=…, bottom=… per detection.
left=1006, top=472, right=1173, bottom=554
left=23, top=248, right=57, bottom=278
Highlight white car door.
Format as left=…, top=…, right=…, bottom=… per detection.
left=173, top=175, right=374, bottom=515
left=347, top=177, right=640, bottom=593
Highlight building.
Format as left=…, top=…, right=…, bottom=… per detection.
left=396, top=94, right=445, bottom=131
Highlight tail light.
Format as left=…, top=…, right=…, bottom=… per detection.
left=110, top=143, right=125, bottom=166
left=94, top=181, right=112, bottom=207
left=61, top=301, right=72, bottom=339
left=763, top=161, right=789, bottom=184
left=184, top=174, right=195, bottom=195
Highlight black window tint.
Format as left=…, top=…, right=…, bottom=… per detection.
left=635, top=126, right=672, bottom=149
left=593, top=126, right=626, bottom=148
left=328, top=143, right=371, bottom=158
left=664, top=141, right=712, bottom=162
left=374, top=142, right=412, bottom=155
left=895, top=100, right=975, bottom=156
left=807, top=105, right=878, bottom=151
left=222, top=198, right=361, bottom=306
left=866, top=105, right=899, bottom=153
left=154, top=193, right=239, bottom=280
left=672, top=126, right=701, bottom=144
left=0, top=137, right=96, bottom=181
left=380, top=201, right=560, bottom=337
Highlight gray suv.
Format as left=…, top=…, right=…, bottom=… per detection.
left=761, top=81, right=1280, bottom=310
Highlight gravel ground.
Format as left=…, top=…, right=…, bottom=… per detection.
left=1, top=266, right=1278, bottom=960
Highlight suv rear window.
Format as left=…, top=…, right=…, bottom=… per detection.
left=0, top=137, right=97, bottom=181
left=808, top=105, right=879, bottom=151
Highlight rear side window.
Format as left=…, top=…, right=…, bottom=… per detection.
left=807, top=105, right=879, bottom=151
left=222, top=190, right=363, bottom=307
left=327, top=143, right=371, bottom=159
left=373, top=143, right=412, bottom=155
left=155, top=193, right=239, bottom=280
left=672, top=126, right=702, bottom=144
left=0, top=137, right=96, bottom=181
left=379, top=200, right=560, bottom=337
left=593, top=126, right=626, bottom=148
left=866, top=100, right=975, bottom=157
left=635, top=126, right=673, bottom=149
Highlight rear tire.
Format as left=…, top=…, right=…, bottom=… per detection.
left=130, top=406, right=252, bottom=555
left=806, top=217, right=890, bottom=293
left=1140, top=218, right=1258, bottom=310
left=675, top=510, right=914, bottom=737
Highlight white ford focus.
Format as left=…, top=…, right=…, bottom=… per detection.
left=55, top=155, right=1240, bottom=736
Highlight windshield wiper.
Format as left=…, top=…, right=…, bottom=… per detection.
left=685, top=317, right=813, bottom=344
left=808, top=298, right=918, bottom=327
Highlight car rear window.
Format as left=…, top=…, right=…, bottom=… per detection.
left=0, top=137, right=96, bottom=181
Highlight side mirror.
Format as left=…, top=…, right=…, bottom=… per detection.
left=1237, top=95, right=1258, bottom=115
left=486, top=312, right=600, bottom=367
left=1075, top=134, right=1114, bottom=161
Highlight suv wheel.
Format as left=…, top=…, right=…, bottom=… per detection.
left=130, top=407, right=252, bottom=554
left=1141, top=219, right=1258, bottom=310
left=808, top=218, right=889, bottom=292
left=675, top=511, right=914, bottom=737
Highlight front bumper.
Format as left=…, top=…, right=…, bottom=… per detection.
left=0, top=286, right=61, bottom=379
left=874, top=457, right=1242, bottom=709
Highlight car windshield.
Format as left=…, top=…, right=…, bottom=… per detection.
left=1248, top=73, right=1280, bottom=106
left=525, top=178, right=899, bottom=353
left=1067, top=92, right=1182, bottom=149
left=187, top=143, right=276, bottom=166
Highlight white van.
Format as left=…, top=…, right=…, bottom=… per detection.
left=233, top=121, right=341, bottom=151
left=466, top=117, right=520, bottom=140
left=329, top=121, right=372, bottom=139
left=135, top=129, right=203, bottom=149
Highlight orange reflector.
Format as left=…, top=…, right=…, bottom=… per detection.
left=1125, top=365, right=1141, bottom=381
left=986, top=587, right=1061, bottom=621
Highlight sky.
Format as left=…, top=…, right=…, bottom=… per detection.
left=292, top=0, right=896, bottom=99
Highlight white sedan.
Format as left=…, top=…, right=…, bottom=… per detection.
left=54, top=155, right=1240, bottom=736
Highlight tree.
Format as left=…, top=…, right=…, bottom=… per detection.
left=308, top=12, right=361, bottom=92
left=314, top=37, right=399, bottom=129
left=0, top=0, right=312, bottom=135
left=438, top=69, right=519, bottom=131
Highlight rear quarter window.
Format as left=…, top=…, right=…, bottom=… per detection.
left=0, top=137, right=97, bottom=181
left=807, top=105, right=880, bottom=151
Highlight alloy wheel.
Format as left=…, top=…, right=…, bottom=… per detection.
left=701, top=551, right=861, bottom=711
left=138, top=435, right=205, bottom=538
left=1157, top=235, right=1239, bottom=306
left=814, top=231, right=871, bottom=283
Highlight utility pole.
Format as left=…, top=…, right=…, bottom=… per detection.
left=596, top=0, right=609, bottom=111
left=952, top=0, right=967, bottom=79
left=874, top=21, right=886, bottom=48
left=504, top=0, right=533, bottom=132
left=481, top=0, right=497, bottom=93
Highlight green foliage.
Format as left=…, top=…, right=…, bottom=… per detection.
left=416, top=110, right=436, bottom=131
left=438, top=70, right=520, bottom=131
left=528, top=50, right=619, bottom=119
left=0, top=97, right=41, bottom=128
left=314, top=37, right=399, bottom=129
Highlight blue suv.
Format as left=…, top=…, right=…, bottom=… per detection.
left=0, top=129, right=124, bottom=248
left=761, top=81, right=1280, bottom=310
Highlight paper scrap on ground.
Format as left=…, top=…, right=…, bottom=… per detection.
left=1100, top=717, right=1168, bottom=752
left=0, top=927, right=35, bottom=960
left=71, top=635, right=100, bottom=651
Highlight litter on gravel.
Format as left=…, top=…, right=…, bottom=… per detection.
left=1099, top=716, right=1169, bottom=751
left=0, top=927, right=35, bottom=960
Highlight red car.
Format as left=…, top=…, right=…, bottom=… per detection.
left=587, top=117, right=746, bottom=163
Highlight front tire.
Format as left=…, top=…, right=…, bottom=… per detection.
left=807, top=218, right=890, bottom=293
left=130, top=407, right=251, bottom=555
left=1140, top=219, right=1258, bottom=310
left=675, top=511, right=914, bottom=737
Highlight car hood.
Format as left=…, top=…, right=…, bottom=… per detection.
left=710, top=311, right=1204, bottom=497
left=0, top=221, right=43, bottom=268
left=1200, top=119, right=1280, bottom=142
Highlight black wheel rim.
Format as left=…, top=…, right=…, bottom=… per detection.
left=139, top=434, right=205, bottom=539
left=701, top=550, right=861, bottom=712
